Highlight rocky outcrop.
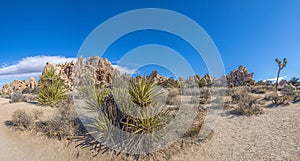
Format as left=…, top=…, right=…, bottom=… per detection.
left=0, top=77, right=37, bottom=95
left=41, top=56, right=120, bottom=90
left=228, top=65, right=255, bottom=86
left=147, top=70, right=167, bottom=84
left=41, top=60, right=76, bottom=89
left=73, top=56, right=120, bottom=88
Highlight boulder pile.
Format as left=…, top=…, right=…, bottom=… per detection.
left=43, top=56, right=120, bottom=89
left=0, top=77, right=38, bottom=95
left=228, top=65, right=255, bottom=86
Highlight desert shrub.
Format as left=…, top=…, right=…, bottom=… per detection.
left=232, top=93, right=263, bottom=116
left=251, top=86, right=267, bottom=94
left=11, top=109, right=33, bottom=130
left=198, top=78, right=207, bottom=88
left=256, top=80, right=266, bottom=86
left=36, top=67, right=68, bottom=106
left=166, top=88, right=180, bottom=105
left=9, top=92, right=27, bottom=103
left=230, top=88, right=251, bottom=104
left=166, top=96, right=180, bottom=105
left=293, top=92, right=300, bottom=103
left=7, top=106, right=80, bottom=140
left=168, top=88, right=180, bottom=97
left=40, top=106, right=80, bottom=139
left=270, top=94, right=292, bottom=106
left=288, top=77, right=299, bottom=86
left=159, top=77, right=179, bottom=88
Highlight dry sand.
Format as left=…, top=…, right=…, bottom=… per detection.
left=0, top=98, right=299, bottom=161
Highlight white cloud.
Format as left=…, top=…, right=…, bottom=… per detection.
left=265, top=76, right=287, bottom=83
left=112, top=65, right=136, bottom=75
left=0, top=56, right=77, bottom=80
left=0, top=55, right=136, bottom=81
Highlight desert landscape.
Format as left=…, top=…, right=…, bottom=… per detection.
left=1, top=1, right=300, bottom=161
left=0, top=56, right=299, bottom=161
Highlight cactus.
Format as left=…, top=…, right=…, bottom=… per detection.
left=275, top=58, right=287, bottom=89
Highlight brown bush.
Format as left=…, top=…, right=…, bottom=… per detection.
left=7, top=106, right=81, bottom=140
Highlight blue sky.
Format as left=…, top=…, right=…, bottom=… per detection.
left=0, top=0, right=300, bottom=85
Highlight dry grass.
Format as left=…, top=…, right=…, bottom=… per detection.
left=6, top=106, right=81, bottom=140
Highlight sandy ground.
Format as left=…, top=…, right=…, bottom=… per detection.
left=0, top=98, right=299, bottom=161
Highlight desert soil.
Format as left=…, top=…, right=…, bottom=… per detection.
left=0, top=98, right=299, bottom=161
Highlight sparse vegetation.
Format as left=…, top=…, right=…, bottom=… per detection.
left=7, top=106, right=81, bottom=140
left=9, top=92, right=27, bottom=103
left=231, top=92, right=263, bottom=116
left=83, top=76, right=197, bottom=153
left=36, top=67, right=68, bottom=106
left=288, top=77, right=299, bottom=86
left=198, top=78, right=207, bottom=88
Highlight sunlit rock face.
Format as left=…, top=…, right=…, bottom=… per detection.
left=228, top=65, right=255, bottom=87
left=41, top=56, right=120, bottom=90
left=0, top=77, right=37, bottom=95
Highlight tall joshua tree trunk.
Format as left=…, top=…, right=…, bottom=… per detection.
left=275, top=70, right=280, bottom=89
left=275, top=58, right=287, bottom=89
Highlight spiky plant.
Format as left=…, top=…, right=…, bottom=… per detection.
left=84, top=87, right=111, bottom=112
left=36, top=67, right=68, bottom=106
left=275, top=58, right=287, bottom=89
left=85, top=76, right=174, bottom=153
left=128, top=77, right=160, bottom=107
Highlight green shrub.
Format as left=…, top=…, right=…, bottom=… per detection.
left=36, top=67, right=68, bottom=106
left=198, top=78, right=207, bottom=88
left=85, top=77, right=176, bottom=153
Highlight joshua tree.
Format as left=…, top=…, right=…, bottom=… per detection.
left=275, top=58, right=287, bottom=89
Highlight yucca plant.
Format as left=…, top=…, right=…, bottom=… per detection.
left=84, top=87, right=111, bottom=112
left=85, top=76, right=174, bottom=153
left=128, top=77, right=161, bottom=107
left=36, top=67, right=68, bottom=106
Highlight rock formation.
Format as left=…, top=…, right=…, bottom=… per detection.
left=0, top=77, right=37, bottom=95
left=228, top=65, right=255, bottom=86
left=147, top=70, right=167, bottom=84
left=42, top=56, right=120, bottom=89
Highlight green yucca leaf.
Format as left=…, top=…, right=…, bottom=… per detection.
left=37, top=67, right=68, bottom=106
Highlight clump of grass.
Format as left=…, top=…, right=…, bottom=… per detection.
left=36, top=67, right=68, bottom=107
